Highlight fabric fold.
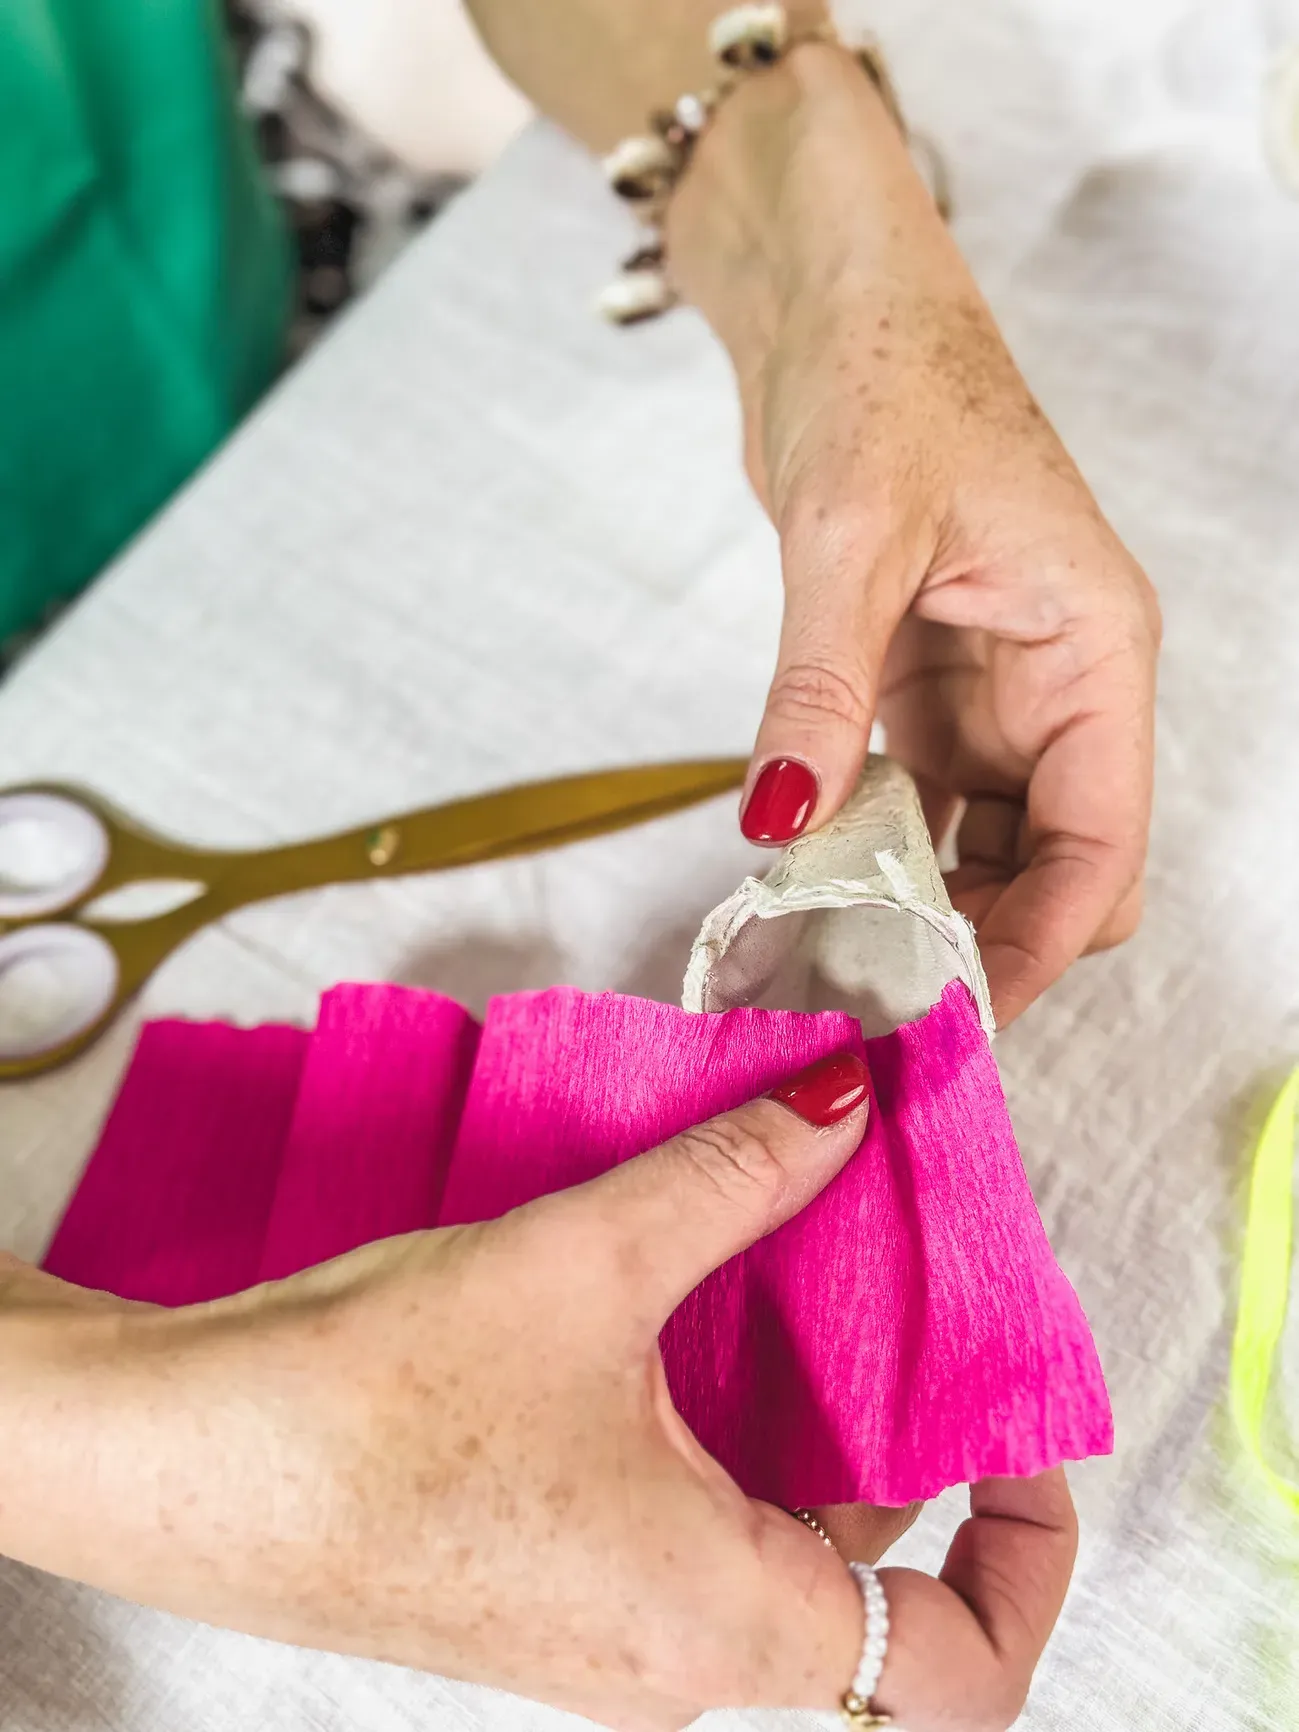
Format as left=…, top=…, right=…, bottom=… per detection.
left=45, top=1021, right=307, bottom=1304
left=42, top=978, right=1112, bottom=1507
left=258, top=984, right=480, bottom=1281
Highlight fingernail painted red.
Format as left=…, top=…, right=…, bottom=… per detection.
left=740, top=758, right=819, bottom=844
left=768, top=1051, right=870, bottom=1126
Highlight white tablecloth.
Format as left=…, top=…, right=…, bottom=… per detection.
left=3, top=3, right=1299, bottom=1727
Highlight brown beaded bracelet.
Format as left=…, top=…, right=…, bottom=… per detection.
left=597, top=4, right=942, bottom=324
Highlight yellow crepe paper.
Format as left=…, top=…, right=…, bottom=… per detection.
left=1231, top=1068, right=1299, bottom=1512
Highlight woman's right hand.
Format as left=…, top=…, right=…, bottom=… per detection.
left=669, top=39, right=1160, bottom=1029
left=2, top=1055, right=1075, bottom=1731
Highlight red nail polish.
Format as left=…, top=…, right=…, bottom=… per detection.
left=769, top=1051, right=870, bottom=1126
left=740, top=758, right=819, bottom=844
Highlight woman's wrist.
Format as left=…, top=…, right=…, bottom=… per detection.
left=666, top=38, right=936, bottom=391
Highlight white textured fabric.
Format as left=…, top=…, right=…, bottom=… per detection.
left=3, top=2, right=1299, bottom=1727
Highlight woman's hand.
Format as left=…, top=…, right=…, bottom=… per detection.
left=1, top=1060, right=1075, bottom=1731
left=670, top=41, right=1161, bottom=1026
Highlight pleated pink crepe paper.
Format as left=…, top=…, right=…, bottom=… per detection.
left=44, top=979, right=1112, bottom=1508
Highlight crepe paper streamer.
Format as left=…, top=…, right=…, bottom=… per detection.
left=45, top=980, right=1112, bottom=1508
left=1230, top=1068, right=1299, bottom=1514
left=259, top=987, right=480, bottom=1281
left=42, top=1022, right=309, bottom=1305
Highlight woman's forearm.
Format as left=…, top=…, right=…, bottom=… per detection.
left=0, top=1250, right=101, bottom=1310
left=0, top=1285, right=106, bottom=1574
left=463, top=0, right=830, bottom=150
left=0, top=1258, right=169, bottom=1586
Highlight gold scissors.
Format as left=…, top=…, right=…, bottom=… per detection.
left=0, top=759, right=746, bottom=1082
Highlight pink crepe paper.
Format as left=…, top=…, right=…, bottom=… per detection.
left=44, top=980, right=1112, bottom=1507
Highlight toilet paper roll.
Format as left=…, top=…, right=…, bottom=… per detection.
left=684, top=755, right=995, bottom=1039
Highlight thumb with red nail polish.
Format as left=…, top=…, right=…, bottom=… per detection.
left=768, top=1049, right=871, bottom=1126
left=740, top=756, right=821, bottom=844
left=573, top=1050, right=870, bottom=1322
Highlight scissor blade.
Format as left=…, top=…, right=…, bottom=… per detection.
left=399, top=758, right=750, bottom=871
left=210, top=758, right=750, bottom=906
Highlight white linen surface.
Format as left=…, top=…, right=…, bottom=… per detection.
left=3, top=2, right=1299, bottom=1726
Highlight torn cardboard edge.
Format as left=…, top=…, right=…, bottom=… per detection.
left=683, top=756, right=996, bottom=1040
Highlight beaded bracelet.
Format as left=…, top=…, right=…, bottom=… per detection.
left=794, top=1508, right=893, bottom=1728
left=842, top=1563, right=893, bottom=1728
left=597, top=3, right=938, bottom=325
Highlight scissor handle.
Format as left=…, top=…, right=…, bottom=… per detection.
left=0, top=791, right=113, bottom=919
left=0, top=784, right=212, bottom=922
left=0, top=901, right=214, bottom=1082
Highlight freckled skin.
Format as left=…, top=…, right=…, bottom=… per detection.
left=669, top=39, right=1159, bottom=1028
left=0, top=1100, right=1077, bottom=1732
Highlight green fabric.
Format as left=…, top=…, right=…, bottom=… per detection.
left=0, top=0, right=291, bottom=641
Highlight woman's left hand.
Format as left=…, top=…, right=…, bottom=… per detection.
left=0, top=1074, right=1074, bottom=1731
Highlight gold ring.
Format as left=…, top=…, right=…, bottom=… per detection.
left=792, top=1506, right=836, bottom=1550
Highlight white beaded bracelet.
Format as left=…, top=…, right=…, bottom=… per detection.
left=792, top=1509, right=893, bottom=1727
left=842, top=1561, right=892, bottom=1728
